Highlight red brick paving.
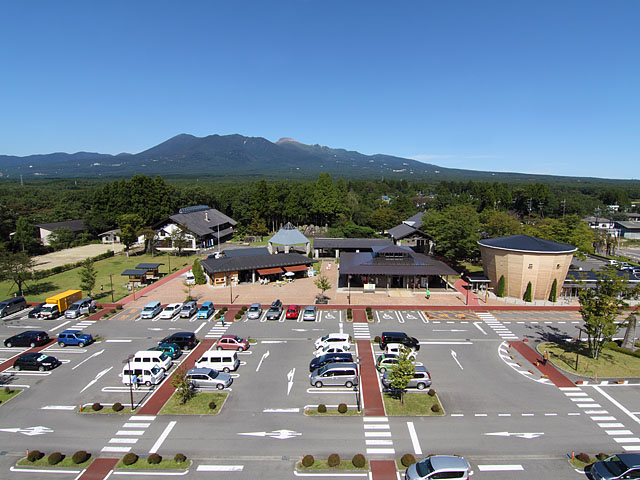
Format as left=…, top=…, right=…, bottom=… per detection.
left=0, top=339, right=56, bottom=373
left=453, top=278, right=480, bottom=306
left=76, top=457, right=119, bottom=480
left=136, top=338, right=215, bottom=415
left=371, top=459, right=399, bottom=479
left=510, top=341, right=575, bottom=388
left=356, top=339, right=385, bottom=417
left=117, top=265, right=192, bottom=305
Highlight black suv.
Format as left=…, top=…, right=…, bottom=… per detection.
left=4, top=330, right=50, bottom=348
left=379, top=331, right=420, bottom=351
left=159, top=332, right=198, bottom=350
left=13, top=352, right=60, bottom=371
left=266, top=299, right=283, bottom=320
left=309, top=352, right=354, bottom=372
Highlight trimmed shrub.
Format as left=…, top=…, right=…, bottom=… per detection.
left=235, top=313, right=242, bottom=320
left=4, top=386, right=12, bottom=394
left=549, top=278, right=557, bottom=302
left=317, top=404, right=327, bottom=413
left=174, top=453, right=187, bottom=463
left=27, top=450, right=43, bottom=462
left=122, top=453, right=138, bottom=466
left=523, top=281, right=532, bottom=302
left=366, top=307, right=372, bottom=314
left=48, top=452, right=63, bottom=465
left=301, top=455, right=315, bottom=467
left=148, top=453, right=162, bottom=464
left=352, top=454, right=366, bottom=468
left=112, top=402, right=124, bottom=412
left=374, top=336, right=381, bottom=344
left=338, top=403, right=348, bottom=414
left=401, top=453, right=416, bottom=467
left=431, top=404, right=441, bottom=413
left=327, top=453, right=340, bottom=467
left=576, top=452, right=591, bottom=464
left=72, top=451, right=89, bottom=464
left=497, top=275, right=505, bottom=297
left=208, top=401, right=217, bottom=410
left=427, top=389, right=436, bottom=397
left=116, top=305, right=123, bottom=311
left=596, top=453, right=609, bottom=461
left=91, top=402, right=102, bottom=411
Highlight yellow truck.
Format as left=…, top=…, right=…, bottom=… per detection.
left=40, top=290, right=82, bottom=319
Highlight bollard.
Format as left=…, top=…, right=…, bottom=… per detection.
left=571, top=451, right=575, bottom=460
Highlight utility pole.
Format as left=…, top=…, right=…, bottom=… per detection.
left=109, top=274, right=114, bottom=303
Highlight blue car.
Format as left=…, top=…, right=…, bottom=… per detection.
left=197, top=302, right=215, bottom=319
left=57, top=330, right=94, bottom=348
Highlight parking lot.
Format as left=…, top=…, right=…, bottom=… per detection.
left=0, top=299, right=639, bottom=479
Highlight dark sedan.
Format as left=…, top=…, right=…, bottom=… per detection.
left=28, top=303, right=46, bottom=319
left=13, top=353, right=60, bottom=371
left=4, top=330, right=50, bottom=348
left=309, top=352, right=354, bottom=372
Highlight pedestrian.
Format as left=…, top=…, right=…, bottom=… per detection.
left=543, top=350, right=549, bottom=366
left=426, top=289, right=431, bottom=300
left=221, top=315, right=226, bottom=327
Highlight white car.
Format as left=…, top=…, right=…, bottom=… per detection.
left=159, top=303, right=182, bottom=319
left=314, top=333, right=352, bottom=350
left=384, top=343, right=417, bottom=358
left=314, top=344, right=351, bottom=357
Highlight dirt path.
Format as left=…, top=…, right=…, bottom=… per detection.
left=32, top=243, right=125, bottom=271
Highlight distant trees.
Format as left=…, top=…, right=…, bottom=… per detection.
left=79, top=259, right=97, bottom=297
left=424, top=205, right=481, bottom=264
left=0, top=251, right=35, bottom=296
left=118, top=214, right=144, bottom=255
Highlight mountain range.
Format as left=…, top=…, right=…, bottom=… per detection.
left=0, top=133, right=627, bottom=183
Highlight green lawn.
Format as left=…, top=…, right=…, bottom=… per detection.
left=296, top=459, right=369, bottom=471
left=116, top=458, right=191, bottom=470
left=79, top=405, right=136, bottom=414
left=159, top=391, right=227, bottom=415
left=460, top=262, right=484, bottom=273
left=307, top=406, right=362, bottom=416
left=538, top=342, right=640, bottom=378
left=1, top=252, right=198, bottom=302
left=383, top=392, right=444, bottom=416
left=18, top=456, right=93, bottom=468
left=0, top=388, right=22, bottom=406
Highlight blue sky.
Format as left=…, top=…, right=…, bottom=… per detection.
left=1, top=1, right=638, bottom=179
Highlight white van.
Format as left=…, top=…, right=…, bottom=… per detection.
left=130, top=350, right=173, bottom=372
left=195, top=350, right=239, bottom=373
left=122, top=365, right=165, bottom=387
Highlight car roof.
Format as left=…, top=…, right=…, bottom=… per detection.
left=201, top=301, right=214, bottom=307
left=249, top=303, right=260, bottom=308
left=427, top=455, right=470, bottom=471
left=187, top=367, right=215, bottom=376
left=414, top=365, right=428, bottom=373
left=22, top=330, right=47, bottom=336
left=165, top=303, right=181, bottom=308
left=382, top=331, right=407, bottom=336
left=220, top=334, right=240, bottom=340
left=60, top=330, right=82, bottom=335
left=19, top=352, right=42, bottom=359
left=321, top=362, right=357, bottom=370
left=304, top=305, right=315, bottom=310
left=183, top=301, right=197, bottom=307
left=618, top=453, right=640, bottom=467
left=157, top=342, right=179, bottom=348
left=145, top=301, right=161, bottom=306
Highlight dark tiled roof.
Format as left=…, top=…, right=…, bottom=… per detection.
left=200, top=253, right=314, bottom=275
left=478, top=235, right=577, bottom=253
left=37, top=219, right=85, bottom=232
left=615, top=221, right=640, bottom=231
left=136, top=263, right=163, bottom=270
left=121, top=269, right=147, bottom=276
left=224, top=247, right=270, bottom=258
left=156, top=208, right=237, bottom=238
left=313, top=238, right=393, bottom=249
left=387, top=212, right=431, bottom=240
left=339, top=251, right=458, bottom=276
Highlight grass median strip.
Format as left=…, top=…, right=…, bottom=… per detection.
left=383, top=391, right=444, bottom=416
left=116, top=458, right=191, bottom=470
left=17, top=457, right=93, bottom=468
left=159, top=391, right=227, bottom=415
left=296, top=460, right=368, bottom=471
left=538, top=342, right=640, bottom=378
left=0, top=388, right=22, bottom=406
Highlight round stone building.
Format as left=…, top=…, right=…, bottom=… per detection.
left=478, top=235, right=577, bottom=301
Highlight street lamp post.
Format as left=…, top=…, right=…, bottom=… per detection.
left=575, top=326, right=583, bottom=371
left=123, top=355, right=135, bottom=411
left=229, top=275, right=233, bottom=304
left=109, top=274, right=114, bottom=303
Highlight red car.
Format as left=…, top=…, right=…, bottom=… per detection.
left=215, top=335, right=249, bottom=352
left=285, top=305, right=299, bottom=320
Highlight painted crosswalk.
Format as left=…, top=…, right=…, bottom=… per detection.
left=70, top=320, right=96, bottom=331
left=475, top=312, right=518, bottom=340
left=101, top=415, right=156, bottom=453
left=205, top=322, right=230, bottom=339
left=353, top=323, right=371, bottom=340
left=363, top=417, right=395, bottom=455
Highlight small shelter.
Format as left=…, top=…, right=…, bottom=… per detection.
left=121, top=269, right=148, bottom=288
left=267, top=222, right=310, bottom=254
left=135, top=263, right=164, bottom=281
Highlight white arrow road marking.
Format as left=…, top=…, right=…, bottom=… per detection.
left=287, top=368, right=295, bottom=395
left=485, top=431, right=544, bottom=439
left=474, top=322, right=487, bottom=335
left=80, top=366, right=113, bottom=393
left=256, top=351, right=270, bottom=372
left=263, top=408, right=300, bottom=413
left=238, top=429, right=301, bottom=440
left=451, top=350, right=463, bottom=370
left=72, top=349, right=104, bottom=370
left=261, top=340, right=287, bottom=344
left=0, top=426, right=53, bottom=436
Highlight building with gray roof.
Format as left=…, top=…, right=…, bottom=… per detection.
left=387, top=212, right=432, bottom=253
left=267, top=222, right=310, bottom=254
left=313, top=237, right=393, bottom=259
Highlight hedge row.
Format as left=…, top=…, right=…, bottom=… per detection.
left=34, top=250, right=115, bottom=279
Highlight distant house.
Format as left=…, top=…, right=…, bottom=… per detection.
left=99, top=229, right=121, bottom=244
left=387, top=212, right=432, bottom=253
left=36, top=219, right=85, bottom=246
left=152, top=205, right=237, bottom=252
left=582, top=216, right=616, bottom=231
left=614, top=221, right=640, bottom=240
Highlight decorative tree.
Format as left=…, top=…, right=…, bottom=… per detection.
left=548, top=278, right=557, bottom=302
left=523, top=282, right=533, bottom=302
left=496, top=275, right=505, bottom=297
left=171, top=365, right=195, bottom=405
left=0, top=251, right=35, bottom=296
left=387, top=347, right=416, bottom=404
left=79, top=259, right=97, bottom=297
left=314, top=275, right=332, bottom=300
left=192, top=259, right=206, bottom=285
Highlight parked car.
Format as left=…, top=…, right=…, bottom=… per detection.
left=195, top=350, right=239, bottom=373
left=185, top=367, right=233, bottom=390
left=310, top=362, right=359, bottom=388
left=140, top=301, right=162, bottom=319
left=38, top=304, right=61, bottom=319
left=159, top=303, right=182, bottom=319
left=266, top=299, right=283, bottom=320
left=309, top=352, right=354, bottom=372
left=65, top=298, right=95, bottom=319
left=384, top=342, right=417, bottom=358
left=314, top=344, right=350, bottom=357
left=149, top=342, right=182, bottom=360
left=314, top=333, right=351, bottom=350
left=122, top=365, right=165, bottom=387
left=159, top=332, right=198, bottom=350
left=13, top=352, right=60, bottom=371
left=179, top=301, right=198, bottom=318
left=0, top=297, right=28, bottom=318
left=379, top=331, right=420, bottom=351
left=590, top=453, right=640, bottom=480
left=57, top=330, right=94, bottom=348
left=28, top=302, right=46, bottom=319
left=285, top=305, right=299, bottom=319
left=185, top=272, right=196, bottom=285
left=197, top=302, right=215, bottom=319
left=302, top=306, right=317, bottom=321
left=376, top=353, right=399, bottom=373
left=382, top=365, right=431, bottom=390
left=4, top=330, right=50, bottom=348
left=214, top=335, right=249, bottom=352
left=405, top=455, right=472, bottom=480
left=246, top=303, right=262, bottom=319
left=130, top=350, right=173, bottom=372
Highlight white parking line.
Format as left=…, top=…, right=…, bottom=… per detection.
left=407, top=422, right=422, bottom=455
left=197, top=465, right=244, bottom=472
left=149, top=421, right=176, bottom=453
left=593, top=385, right=640, bottom=425
left=48, top=321, right=71, bottom=332
left=477, top=465, right=524, bottom=471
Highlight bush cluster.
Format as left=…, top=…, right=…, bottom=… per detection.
left=301, top=455, right=314, bottom=467
left=122, top=453, right=138, bottom=466
left=208, top=401, right=217, bottom=410
left=72, top=451, right=89, bottom=464
left=427, top=389, right=436, bottom=397
left=48, top=452, right=63, bottom=465
left=4, top=386, right=12, bottom=394
left=35, top=250, right=114, bottom=279
left=147, top=453, right=162, bottom=464
left=91, top=402, right=102, bottom=411
left=235, top=313, right=242, bottom=320
left=327, top=453, right=340, bottom=467
left=352, top=454, right=366, bottom=468
left=27, top=450, right=43, bottom=462
left=317, top=404, right=327, bottom=413
left=431, top=404, right=441, bottom=413
left=374, top=336, right=381, bottom=344
left=596, top=453, right=609, bottom=461
left=112, top=402, right=124, bottom=412
left=337, top=403, right=348, bottom=414
left=174, top=453, right=187, bottom=463
left=401, top=454, right=416, bottom=467
left=576, top=452, right=591, bottom=463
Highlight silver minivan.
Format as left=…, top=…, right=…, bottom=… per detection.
left=65, top=298, right=94, bottom=319
left=310, top=362, right=359, bottom=388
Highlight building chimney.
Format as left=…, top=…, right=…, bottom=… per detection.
left=205, top=212, right=209, bottom=222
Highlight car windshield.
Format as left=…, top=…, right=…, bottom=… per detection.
left=143, top=306, right=155, bottom=311
left=151, top=366, right=160, bottom=375
left=68, top=304, right=79, bottom=310
left=249, top=306, right=259, bottom=311
left=37, top=354, right=48, bottom=362
left=208, top=370, right=219, bottom=379
left=305, top=308, right=314, bottom=313
left=233, top=336, right=242, bottom=342
left=42, top=306, right=55, bottom=312
left=602, top=456, right=627, bottom=476
left=415, top=459, right=435, bottom=477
